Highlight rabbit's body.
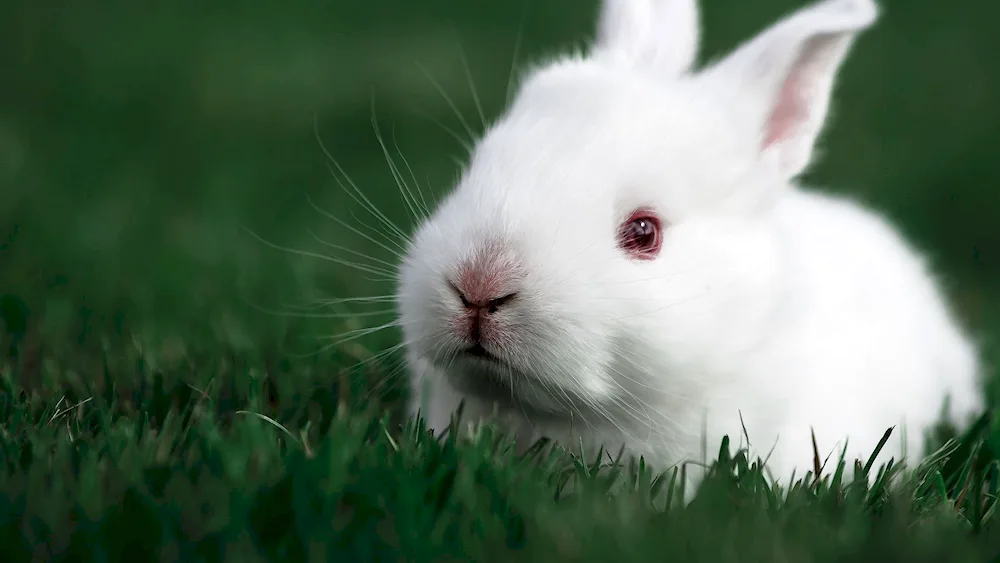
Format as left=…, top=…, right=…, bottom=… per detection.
left=397, top=0, right=984, bottom=487
left=739, top=188, right=981, bottom=473
left=407, top=187, right=981, bottom=480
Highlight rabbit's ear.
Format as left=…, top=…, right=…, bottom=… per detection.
left=700, top=0, right=878, bottom=179
left=594, top=0, right=700, bottom=74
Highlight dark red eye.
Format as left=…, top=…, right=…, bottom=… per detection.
left=617, top=209, right=663, bottom=260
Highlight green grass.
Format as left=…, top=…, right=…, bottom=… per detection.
left=3, top=0, right=1000, bottom=559
left=0, top=333, right=998, bottom=561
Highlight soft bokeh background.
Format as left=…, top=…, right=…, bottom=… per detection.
left=2, top=0, right=998, bottom=406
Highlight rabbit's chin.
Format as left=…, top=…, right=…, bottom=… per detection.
left=439, top=356, right=595, bottom=418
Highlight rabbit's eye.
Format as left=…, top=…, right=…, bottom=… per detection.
left=617, top=209, right=663, bottom=260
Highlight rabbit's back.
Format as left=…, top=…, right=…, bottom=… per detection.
left=749, top=187, right=983, bottom=472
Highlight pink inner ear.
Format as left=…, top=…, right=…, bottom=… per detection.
left=763, top=68, right=809, bottom=149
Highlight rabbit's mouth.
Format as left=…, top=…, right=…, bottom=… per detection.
left=443, top=352, right=580, bottom=417
left=444, top=366, right=527, bottom=414
left=462, top=343, right=504, bottom=363
left=448, top=350, right=517, bottom=397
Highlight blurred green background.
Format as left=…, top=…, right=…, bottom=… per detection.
left=2, top=0, right=998, bottom=402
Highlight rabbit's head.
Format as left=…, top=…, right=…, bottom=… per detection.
left=398, top=0, right=879, bottom=414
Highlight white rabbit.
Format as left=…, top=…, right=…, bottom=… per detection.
left=395, top=0, right=984, bottom=489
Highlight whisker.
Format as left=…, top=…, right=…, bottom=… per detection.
left=371, top=95, right=426, bottom=224
left=290, top=295, right=396, bottom=310
left=325, top=161, right=411, bottom=248
left=319, top=319, right=404, bottom=344
left=242, top=227, right=395, bottom=278
left=299, top=322, right=408, bottom=361
left=305, top=191, right=407, bottom=259
left=345, top=207, right=409, bottom=257
left=360, top=333, right=440, bottom=391
left=390, top=123, right=432, bottom=217
left=313, top=120, right=412, bottom=245
left=416, top=61, right=478, bottom=144
left=361, top=276, right=401, bottom=285
left=363, top=332, right=454, bottom=401
left=366, top=362, right=411, bottom=402
left=606, top=341, right=706, bottom=399
left=412, top=108, right=474, bottom=154
left=244, top=296, right=385, bottom=314
left=306, top=228, right=400, bottom=271
left=447, top=154, right=468, bottom=169
left=247, top=302, right=396, bottom=320
left=605, top=368, right=657, bottom=423
left=452, top=28, right=488, bottom=130
left=359, top=344, right=410, bottom=390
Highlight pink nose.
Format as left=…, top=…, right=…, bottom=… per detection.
left=457, top=290, right=517, bottom=314
left=455, top=290, right=517, bottom=343
left=451, top=248, right=521, bottom=344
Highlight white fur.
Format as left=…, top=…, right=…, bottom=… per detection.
left=396, top=0, right=984, bottom=489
